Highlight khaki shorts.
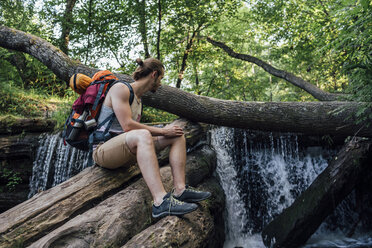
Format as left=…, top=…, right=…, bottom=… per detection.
left=93, top=133, right=137, bottom=169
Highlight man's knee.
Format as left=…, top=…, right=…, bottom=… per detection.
left=136, top=129, right=153, bottom=145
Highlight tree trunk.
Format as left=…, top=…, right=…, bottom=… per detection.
left=176, top=28, right=199, bottom=88
left=261, top=138, right=372, bottom=248
left=84, top=0, right=94, bottom=64
left=24, top=145, right=216, bottom=248
left=205, top=37, right=344, bottom=101
left=136, top=0, right=150, bottom=58
left=157, top=0, right=162, bottom=60
left=0, top=26, right=370, bottom=137
left=143, top=88, right=371, bottom=137
left=60, top=0, right=77, bottom=55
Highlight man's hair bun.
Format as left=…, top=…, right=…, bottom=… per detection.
left=136, top=58, right=144, bottom=66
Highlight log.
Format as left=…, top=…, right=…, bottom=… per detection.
left=1, top=26, right=371, bottom=138
left=0, top=119, right=205, bottom=247
left=122, top=178, right=225, bottom=248
left=27, top=145, right=216, bottom=248
left=0, top=165, right=141, bottom=248
left=261, top=138, right=372, bottom=248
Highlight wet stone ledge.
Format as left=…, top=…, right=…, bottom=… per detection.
left=0, top=116, right=56, bottom=135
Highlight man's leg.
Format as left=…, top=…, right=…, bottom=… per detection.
left=155, top=135, right=186, bottom=196
left=155, top=131, right=211, bottom=203
left=125, top=129, right=198, bottom=218
left=125, top=129, right=167, bottom=205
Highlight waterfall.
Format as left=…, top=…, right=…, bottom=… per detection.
left=210, top=126, right=372, bottom=248
left=28, top=132, right=89, bottom=198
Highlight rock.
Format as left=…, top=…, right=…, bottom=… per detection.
left=0, top=133, right=40, bottom=212
left=0, top=116, right=55, bottom=135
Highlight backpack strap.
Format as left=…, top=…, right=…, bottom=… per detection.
left=87, top=81, right=135, bottom=166
left=73, top=74, right=78, bottom=92
left=106, top=80, right=134, bottom=105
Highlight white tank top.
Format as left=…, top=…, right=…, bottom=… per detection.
left=96, top=95, right=142, bottom=134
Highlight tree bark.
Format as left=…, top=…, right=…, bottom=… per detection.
left=1, top=26, right=370, bottom=137
left=261, top=138, right=372, bottom=248
left=205, top=37, right=343, bottom=101
left=26, top=145, right=216, bottom=248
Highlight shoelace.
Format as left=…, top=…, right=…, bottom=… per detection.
left=168, top=194, right=184, bottom=214
left=185, top=186, right=199, bottom=193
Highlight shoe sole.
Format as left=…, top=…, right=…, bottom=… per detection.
left=152, top=207, right=197, bottom=218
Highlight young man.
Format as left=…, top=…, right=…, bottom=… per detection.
left=92, top=58, right=211, bottom=218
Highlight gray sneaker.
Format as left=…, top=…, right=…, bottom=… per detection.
left=152, top=192, right=198, bottom=218
left=173, top=185, right=211, bottom=203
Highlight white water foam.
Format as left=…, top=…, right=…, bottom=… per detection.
left=210, top=126, right=336, bottom=248
left=28, top=132, right=89, bottom=198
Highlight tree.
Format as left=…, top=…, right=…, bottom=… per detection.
left=205, top=36, right=343, bottom=101
left=1, top=26, right=371, bottom=138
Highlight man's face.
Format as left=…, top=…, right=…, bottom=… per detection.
left=151, top=70, right=164, bottom=93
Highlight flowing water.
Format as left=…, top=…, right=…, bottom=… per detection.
left=28, top=133, right=89, bottom=198
left=210, top=126, right=372, bottom=248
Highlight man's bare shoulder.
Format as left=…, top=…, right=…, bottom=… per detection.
left=109, top=82, right=131, bottom=99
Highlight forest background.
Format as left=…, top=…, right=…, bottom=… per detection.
left=0, top=0, right=371, bottom=128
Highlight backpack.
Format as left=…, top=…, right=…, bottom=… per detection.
left=62, top=70, right=134, bottom=152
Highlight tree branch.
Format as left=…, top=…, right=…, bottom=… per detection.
left=205, top=36, right=344, bottom=101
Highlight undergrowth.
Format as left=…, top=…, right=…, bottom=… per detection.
left=0, top=81, right=177, bottom=131
left=0, top=81, right=75, bottom=130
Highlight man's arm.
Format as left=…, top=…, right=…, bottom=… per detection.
left=111, top=84, right=183, bottom=137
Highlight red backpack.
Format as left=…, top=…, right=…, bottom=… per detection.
left=62, top=70, right=134, bottom=151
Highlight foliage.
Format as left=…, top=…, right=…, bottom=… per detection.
left=336, top=0, right=372, bottom=124
left=141, top=106, right=177, bottom=123
left=0, top=0, right=68, bottom=97
left=0, top=80, right=73, bottom=129
left=0, top=0, right=371, bottom=125
left=0, top=167, right=22, bottom=192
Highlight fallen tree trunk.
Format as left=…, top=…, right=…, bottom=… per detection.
left=0, top=165, right=141, bottom=248
left=122, top=178, right=225, bottom=248
left=0, top=26, right=370, bottom=137
left=0, top=119, right=204, bottom=248
left=28, top=145, right=216, bottom=248
left=261, top=138, right=372, bottom=248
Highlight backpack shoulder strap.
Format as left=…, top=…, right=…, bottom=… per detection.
left=108, top=80, right=134, bottom=105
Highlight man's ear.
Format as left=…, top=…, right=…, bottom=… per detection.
left=151, top=71, right=157, bottom=78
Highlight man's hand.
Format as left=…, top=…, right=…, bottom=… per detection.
left=162, top=125, right=184, bottom=137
